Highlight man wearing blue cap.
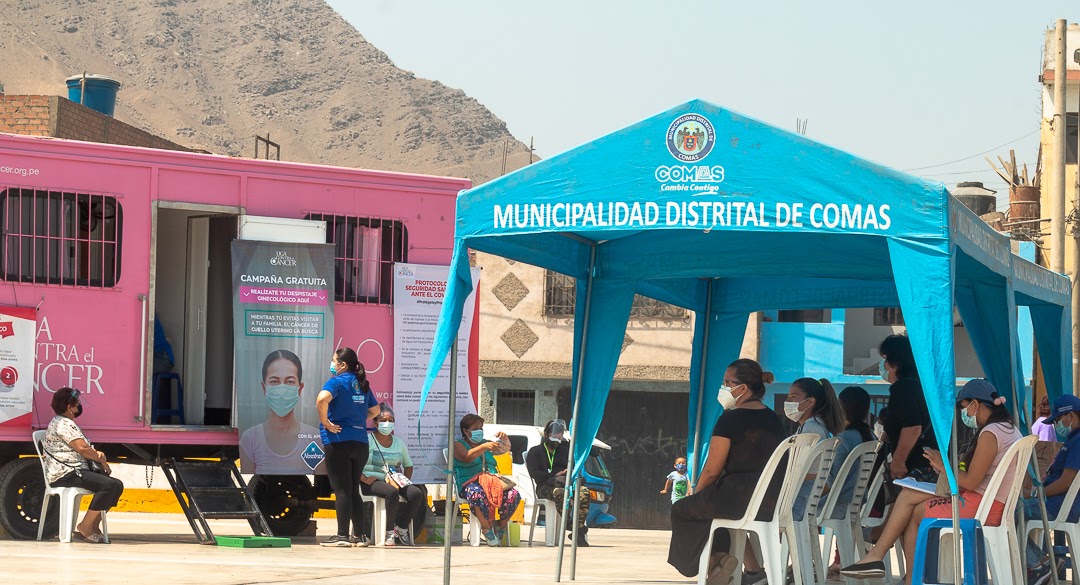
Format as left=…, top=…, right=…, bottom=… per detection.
left=1023, top=394, right=1080, bottom=584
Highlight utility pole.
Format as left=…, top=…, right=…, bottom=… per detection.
left=1052, top=19, right=1067, bottom=274
left=1074, top=43, right=1080, bottom=395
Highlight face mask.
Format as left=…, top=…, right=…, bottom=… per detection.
left=72, top=403, right=83, bottom=418
left=265, top=384, right=300, bottom=417
left=546, top=435, right=563, bottom=444
left=470, top=429, right=485, bottom=443
left=960, top=404, right=978, bottom=429
left=1055, top=421, right=1070, bottom=439
left=377, top=421, right=395, bottom=436
left=717, top=385, right=737, bottom=410
left=784, top=399, right=807, bottom=422
left=674, top=463, right=687, bottom=473
left=873, top=422, right=885, bottom=438
left=329, top=362, right=338, bottom=376
left=879, top=359, right=890, bottom=382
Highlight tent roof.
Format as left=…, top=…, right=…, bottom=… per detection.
left=456, top=99, right=1067, bottom=310
left=420, top=98, right=1071, bottom=505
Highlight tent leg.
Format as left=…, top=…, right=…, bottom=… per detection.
left=569, top=473, right=582, bottom=580
left=444, top=339, right=459, bottom=585
left=950, top=422, right=962, bottom=583
left=690, top=283, right=713, bottom=484
left=556, top=245, right=596, bottom=583
left=1008, top=297, right=1061, bottom=584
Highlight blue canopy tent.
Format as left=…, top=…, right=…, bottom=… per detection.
left=418, top=100, right=1072, bottom=581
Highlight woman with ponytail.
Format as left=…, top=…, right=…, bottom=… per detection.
left=786, top=377, right=846, bottom=521
left=316, top=347, right=382, bottom=547
left=668, top=359, right=785, bottom=583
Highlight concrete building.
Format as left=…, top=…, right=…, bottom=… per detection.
left=1037, top=23, right=1080, bottom=394
left=0, top=94, right=191, bottom=152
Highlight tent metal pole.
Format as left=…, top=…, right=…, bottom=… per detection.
left=1009, top=357, right=1062, bottom=584
left=950, top=420, right=962, bottom=583
left=556, top=244, right=597, bottom=583
left=1003, top=295, right=1062, bottom=585
left=443, top=338, right=459, bottom=585
left=690, top=282, right=714, bottom=485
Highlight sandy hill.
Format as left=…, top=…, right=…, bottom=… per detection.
left=0, top=0, right=532, bottom=183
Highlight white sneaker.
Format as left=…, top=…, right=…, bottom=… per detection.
left=383, top=531, right=397, bottom=547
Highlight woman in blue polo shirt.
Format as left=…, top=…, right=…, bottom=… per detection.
left=316, top=347, right=382, bottom=547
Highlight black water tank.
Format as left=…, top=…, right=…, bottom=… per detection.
left=953, top=182, right=997, bottom=216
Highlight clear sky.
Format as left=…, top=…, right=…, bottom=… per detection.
left=328, top=1, right=1074, bottom=203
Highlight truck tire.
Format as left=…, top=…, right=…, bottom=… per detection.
left=0, top=458, right=58, bottom=540
left=248, top=475, right=314, bottom=537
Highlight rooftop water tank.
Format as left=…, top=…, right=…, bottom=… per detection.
left=952, top=182, right=997, bottom=216
left=65, top=74, right=121, bottom=117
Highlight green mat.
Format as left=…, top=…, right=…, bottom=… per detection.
left=214, top=535, right=291, bottom=548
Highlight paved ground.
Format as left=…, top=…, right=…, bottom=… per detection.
left=0, top=513, right=694, bottom=585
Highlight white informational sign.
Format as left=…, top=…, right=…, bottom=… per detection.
left=0, top=307, right=36, bottom=429
left=393, top=263, right=480, bottom=484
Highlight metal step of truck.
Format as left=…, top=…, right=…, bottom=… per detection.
left=160, top=458, right=273, bottom=545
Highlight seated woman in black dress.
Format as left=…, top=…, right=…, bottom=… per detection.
left=668, top=359, right=786, bottom=584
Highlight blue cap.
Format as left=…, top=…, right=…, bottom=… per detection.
left=957, top=379, right=999, bottom=406
left=1046, top=395, right=1080, bottom=424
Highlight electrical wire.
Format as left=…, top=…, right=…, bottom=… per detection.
left=902, top=129, right=1040, bottom=172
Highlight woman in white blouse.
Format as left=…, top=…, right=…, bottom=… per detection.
left=41, top=387, right=124, bottom=544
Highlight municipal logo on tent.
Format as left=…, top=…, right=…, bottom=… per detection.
left=302, top=441, right=325, bottom=471
left=666, top=114, right=715, bottom=162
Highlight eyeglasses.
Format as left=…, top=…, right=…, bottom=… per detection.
left=723, top=379, right=741, bottom=387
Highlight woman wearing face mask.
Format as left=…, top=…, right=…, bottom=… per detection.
left=317, top=347, right=382, bottom=547
left=240, top=350, right=322, bottom=475
left=786, top=377, right=846, bottom=521
left=360, top=404, right=426, bottom=546
left=42, top=387, right=124, bottom=544
left=668, top=359, right=785, bottom=584
left=842, top=379, right=1021, bottom=582
left=878, top=334, right=936, bottom=483
left=453, top=413, right=519, bottom=546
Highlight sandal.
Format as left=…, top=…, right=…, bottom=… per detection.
left=72, top=531, right=105, bottom=544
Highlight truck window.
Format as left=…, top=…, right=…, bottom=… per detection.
left=304, top=214, right=407, bottom=305
left=0, top=188, right=122, bottom=288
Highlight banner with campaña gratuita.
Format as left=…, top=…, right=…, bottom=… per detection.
left=0, top=307, right=35, bottom=428
left=232, top=240, right=336, bottom=475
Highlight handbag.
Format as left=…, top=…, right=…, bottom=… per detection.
left=386, top=468, right=413, bottom=489
left=372, top=436, right=412, bottom=489
left=41, top=444, right=109, bottom=477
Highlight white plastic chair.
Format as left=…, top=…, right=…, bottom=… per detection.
left=360, top=491, right=415, bottom=546
left=443, top=448, right=483, bottom=546
left=527, top=479, right=559, bottom=547
left=932, top=434, right=1037, bottom=584
left=32, top=429, right=109, bottom=543
left=790, top=437, right=841, bottom=585
left=696, top=433, right=817, bottom=585
left=858, top=460, right=904, bottom=583
left=1022, top=439, right=1080, bottom=585
left=817, top=440, right=882, bottom=585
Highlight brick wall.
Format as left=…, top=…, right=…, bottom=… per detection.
left=0, top=95, right=191, bottom=152
left=0, top=95, right=55, bottom=136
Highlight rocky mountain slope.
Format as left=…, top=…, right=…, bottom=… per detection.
left=0, top=0, right=532, bottom=182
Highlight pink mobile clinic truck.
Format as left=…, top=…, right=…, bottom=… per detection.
left=0, top=133, right=465, bottom=539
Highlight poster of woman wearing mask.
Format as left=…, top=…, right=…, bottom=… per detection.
left=231, top=239, right=336, bottom=475
left=239, top=350, right=324, bottom=474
